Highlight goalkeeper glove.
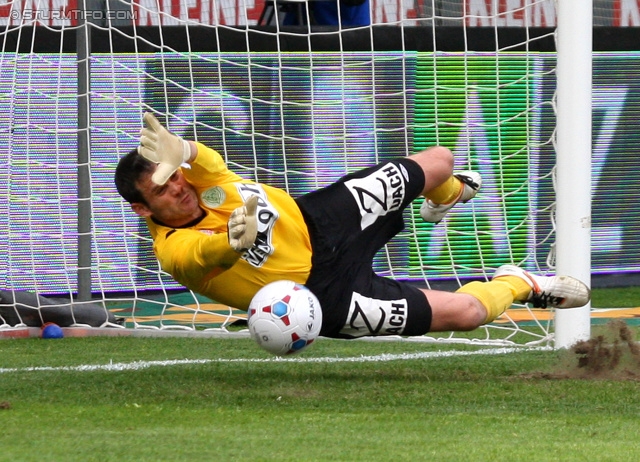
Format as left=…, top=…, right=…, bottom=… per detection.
left=228, top=195, right=259, bottom=252
left=138, top=111, right=191, bottom=185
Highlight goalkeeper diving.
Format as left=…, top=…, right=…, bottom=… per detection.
left=114, top=112, right=590, bottom=339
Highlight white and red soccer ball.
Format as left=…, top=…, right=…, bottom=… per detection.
left=247, top=280, right=322, bottom=356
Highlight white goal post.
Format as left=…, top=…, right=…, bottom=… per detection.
left=0, top=0, right=596, bottom=347
left=554, top=0, right=592, bottom=348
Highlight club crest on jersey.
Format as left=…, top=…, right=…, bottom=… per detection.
left=344, top=162, right=408, bottom=230
left=201, top=186, right=226, bottom=208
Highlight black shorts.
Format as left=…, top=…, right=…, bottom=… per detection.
left=295, top=157, right=433, bottom=339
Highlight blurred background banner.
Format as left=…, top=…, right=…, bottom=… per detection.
left=0, top=0, right=638, bottom=27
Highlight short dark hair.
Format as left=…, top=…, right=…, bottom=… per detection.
left=114, top=148, right=154, bottom=204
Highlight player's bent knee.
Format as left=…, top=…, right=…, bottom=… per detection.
left=411, top=146, right=453, bottom=170
left=409, top=146, right=455, bottom=192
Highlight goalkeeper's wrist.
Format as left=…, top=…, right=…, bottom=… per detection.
left=180, top=139, right=192, bottom=163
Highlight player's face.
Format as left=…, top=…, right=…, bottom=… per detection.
left=132, top=168, right=202, bottom=227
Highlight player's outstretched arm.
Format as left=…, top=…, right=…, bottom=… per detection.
left=138, top=111, right=192, bottom=185
left=228, top=195, right=258, bottom=252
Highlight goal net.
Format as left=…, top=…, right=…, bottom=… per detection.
left=0, top=0, right=596, bottom=346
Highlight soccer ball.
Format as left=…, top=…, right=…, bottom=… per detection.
left=247, top=280, right=322, bottom=356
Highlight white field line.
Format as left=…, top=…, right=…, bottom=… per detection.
left=0, top=346, right=551, bottom=374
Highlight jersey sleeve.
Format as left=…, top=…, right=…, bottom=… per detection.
left=154, top=227, right=242, bottom=290
left=182, top=142, right=243, bottom=189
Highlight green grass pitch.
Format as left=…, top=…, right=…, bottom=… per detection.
left=0, top=286, right=639, bottom=461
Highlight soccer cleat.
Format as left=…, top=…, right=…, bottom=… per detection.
left=493, top=264, right=591, bottom=309
left=420, top=171, right=482, bottom=223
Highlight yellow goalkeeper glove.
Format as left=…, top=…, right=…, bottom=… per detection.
left=228, top=196, right=259, bottom=252
left=138, top=111, right=191, bottom=185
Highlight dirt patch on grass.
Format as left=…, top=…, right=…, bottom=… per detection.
left=527, top=320, right=640, bottom=381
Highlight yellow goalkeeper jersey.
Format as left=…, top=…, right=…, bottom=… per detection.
left=146, top=143, right=312, bottom=309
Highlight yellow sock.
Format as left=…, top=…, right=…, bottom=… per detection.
left=493, top=275, right=533, bottom=302
left=425, top=176, right=463, bottom=205
left=456, top=280, right=515, bottom=324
